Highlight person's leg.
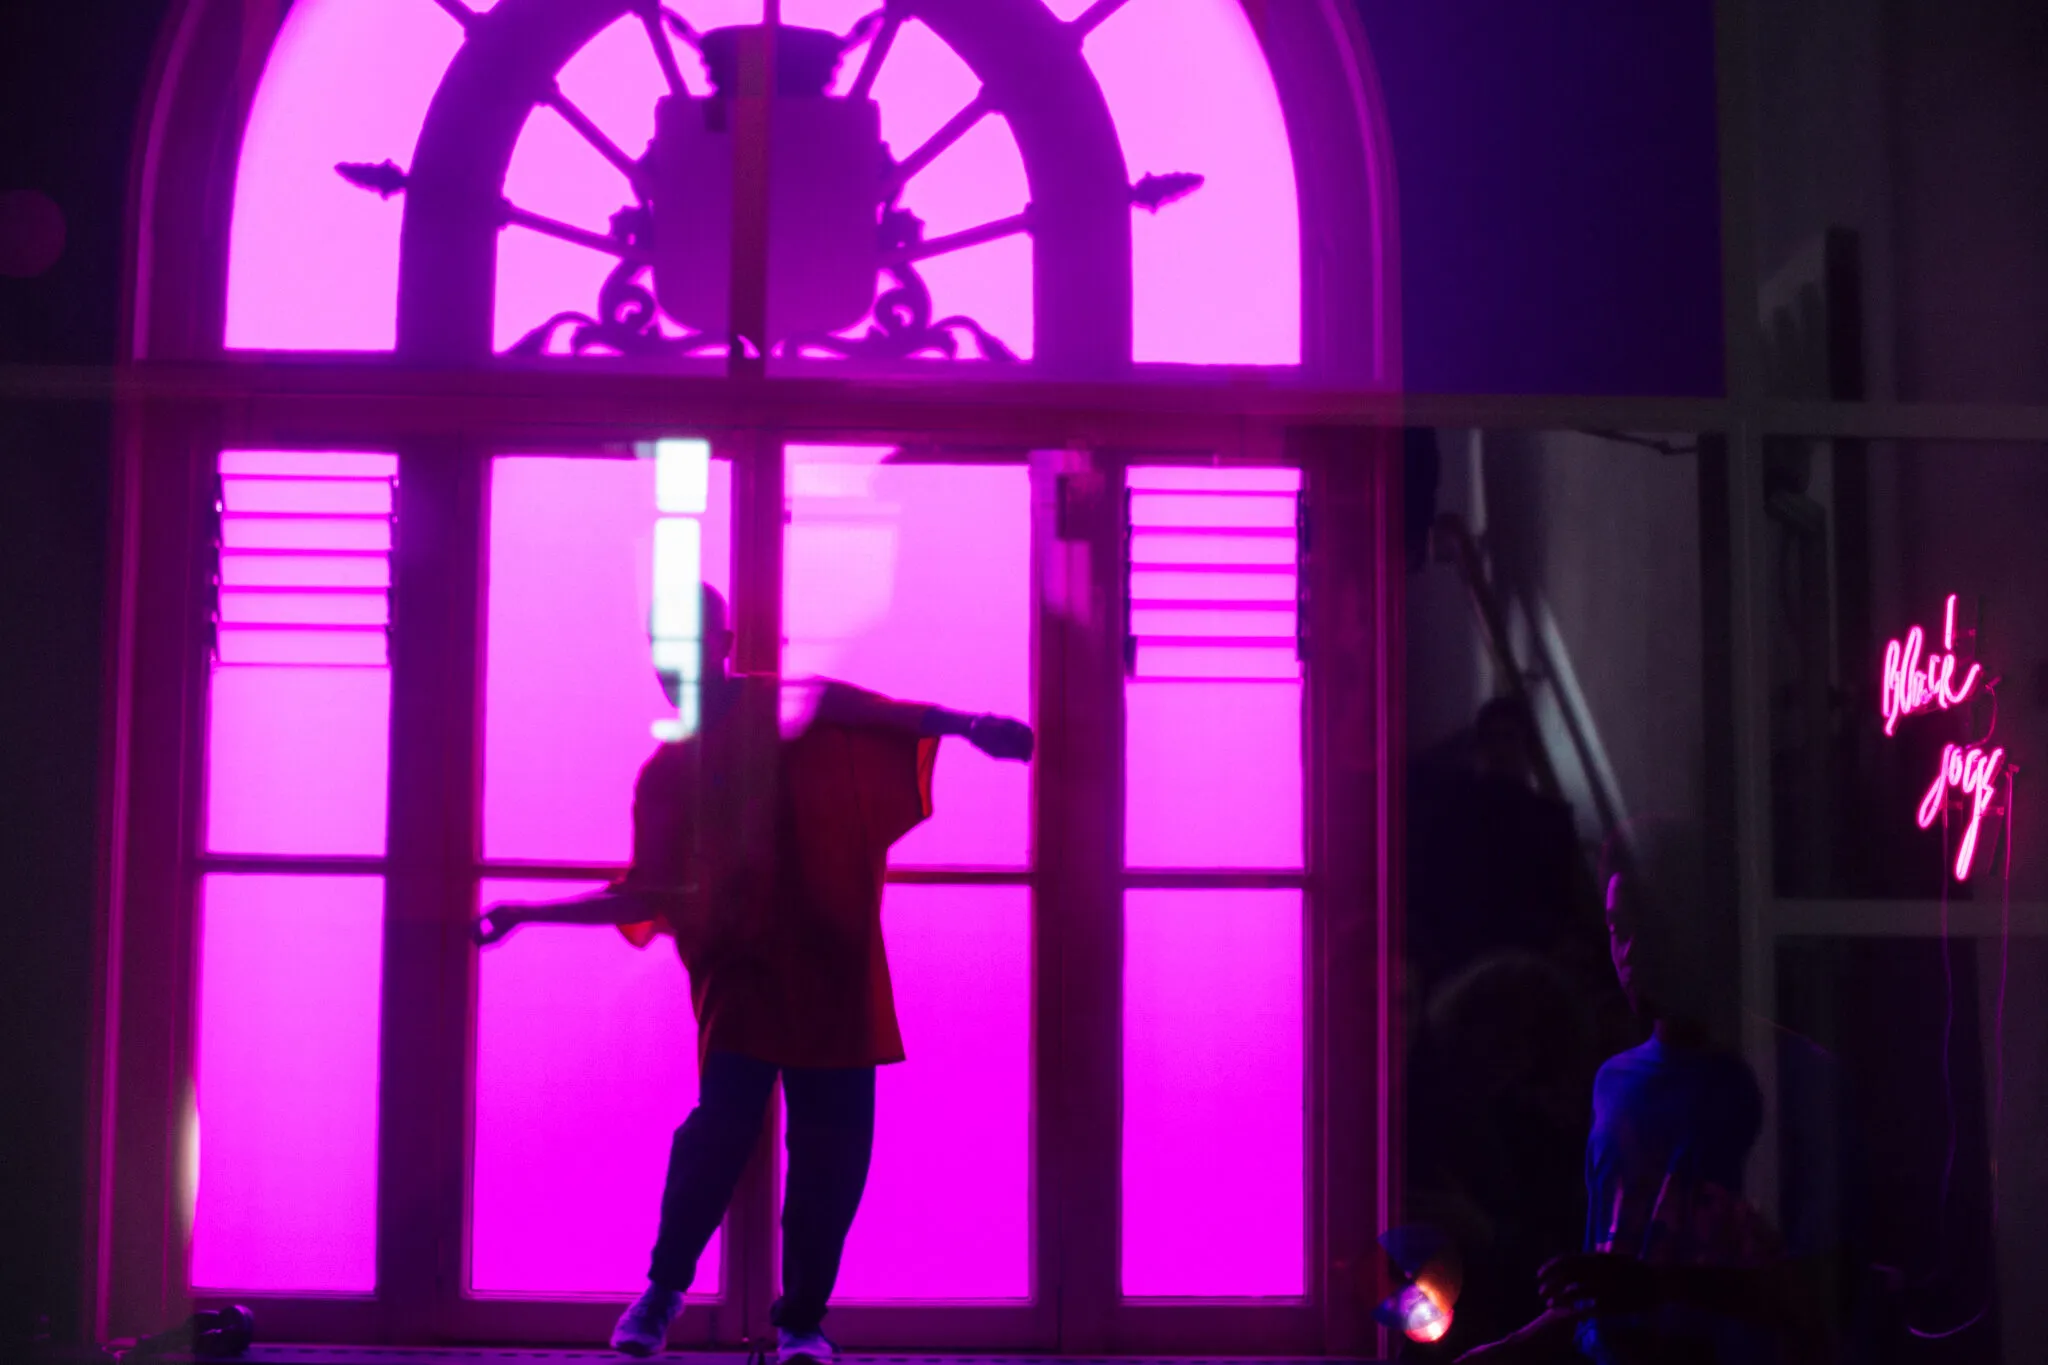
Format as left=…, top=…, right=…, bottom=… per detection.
left=647, top=1051, right=778, bottom=1291
left=770, top=1065, right=877, bottom=1338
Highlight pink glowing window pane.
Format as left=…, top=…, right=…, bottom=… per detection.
left=471, top=880, right=717, bottom=1296
left=206, top=451, right=394, bottom=856
left=191, top=874, right=383, bottom=1293
left=231, top=0, right=1290, bottom=365
left=784, top=447, right=1030, bottom=868
left=1122, top=887, right=1303, bottom=1298
left=483, top=456, right=731, bottom=864
left=1125, top=466, right=1302, bottom=869
left=819, top=884, right=1032, bottom=1300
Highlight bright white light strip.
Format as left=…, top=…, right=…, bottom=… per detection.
left=655, top=438, right=711, bottom=516
left=647, top=440, right=708, bottom=741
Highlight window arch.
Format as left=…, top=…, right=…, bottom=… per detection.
left=177, top=0, right=1396, bottom=380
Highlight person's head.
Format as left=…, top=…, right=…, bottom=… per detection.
left=1600, top=817, right=1712, bottom=1030
left=1472, top=696, right=1537, bottom=785
left=701, top=584, right=733, bottom=675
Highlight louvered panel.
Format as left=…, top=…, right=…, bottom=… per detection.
left=213, top=452, right=396, bottom=668
left=1126, top=467, right=1302, bottom=682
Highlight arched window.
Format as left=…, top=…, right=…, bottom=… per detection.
left=227, top=0, right=1305, bottom=367
left=103, top=0, right=1400, bottom=1354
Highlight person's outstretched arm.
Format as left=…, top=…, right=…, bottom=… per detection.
left=811, top=679, right=1034, bottom=761
left=472, top=885, right=687, bottom=946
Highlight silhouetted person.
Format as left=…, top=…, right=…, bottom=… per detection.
left=1405, top=952, right=1595, bottom=1355
left=1455, top=820, right=1827, bottom=1365
left=1408, top=698, right=1581, bottom=998
left=474, top=587, right=1033, bottom=1361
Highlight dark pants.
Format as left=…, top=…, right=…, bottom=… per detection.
left=648, top=1051, right=877, bottom=1337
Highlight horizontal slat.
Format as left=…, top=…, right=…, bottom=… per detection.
left=1130, top=608, right=1295, bottom=639
left=221, top=477, right=393, bottom=515
left=1130, top=570, right=1296, bottom=601
left=1127, top=466, right=1301, bottom=493
left=1133, top=644, right=1300, bottom=680
left=218, top=590, right=390, bottom=627
left=221, top=518, right=393, bottom=552
left=219, top=449, right=399, bottom=478
left=1129, top=492, right=1296, bottom=530
left=216, top=625, right=389, bottom=667
left=1130, top=533, right=1294, bottom=566
left=219, top=554, right=391, bottom=588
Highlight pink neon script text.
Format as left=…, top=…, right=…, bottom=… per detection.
left=1916, top=742, right=2006, bottom=881
left=1881, top=594, right=1981, bottom=736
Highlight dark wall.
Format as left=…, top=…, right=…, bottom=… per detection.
left=1, top=0, right=173, bottom=1351
left=1356, top=0, right=1727, bottom=396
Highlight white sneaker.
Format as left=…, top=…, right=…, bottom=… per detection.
left=774, top=1328, right=836, bottom=1365
left=611, top=1284, right=683, bottom=1357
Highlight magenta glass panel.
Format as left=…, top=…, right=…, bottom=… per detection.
left=784, top=447, right=1030, bottom=868
left=1125, top=466, right=1302, bottom=869
left=471, top=880, right=717, bottom=1296
left=207, top=451, right=394, bottom=856
left=1049, top=0, right=1300, bottom=364
left=226, top=0, right=487, bottom=350
left=785, top=884, right=1031, bottom=1301
left=191, top=874, right=383, bottom=1293
left=1122, top=887, right=1304, bottom=1298
left=483, top=456, right=731, bottom=864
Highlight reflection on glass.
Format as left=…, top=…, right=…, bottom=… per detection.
left=784, top=446, right=1030, bottom=868
left=482, top=454, right=732, bottom=865
left=191, top=874, right=383, bottom=1293
left=817, top=884, right=1032, bottom=1301
left=471, top=879, right=715, bottom=1297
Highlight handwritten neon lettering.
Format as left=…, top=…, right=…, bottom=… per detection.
left=1916, top=743, right=2007, bottom=881
left=1881, top=593, right=1982, bottom=736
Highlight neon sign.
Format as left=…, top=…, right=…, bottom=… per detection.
left=1883, top=593, right=2007, bottom=881
left=1882, top=594, right=1982, bottom=735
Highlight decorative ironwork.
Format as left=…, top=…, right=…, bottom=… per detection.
left=781, top=205, right=1017, bottom=362
left=336, top=159, right=408, bottom=199
left=506, top=206, right=721, bottom=358
left=1131, top=171, right=1204, bottom=212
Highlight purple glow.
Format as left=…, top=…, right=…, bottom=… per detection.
left=207, top=451, right=394, bottom=855
left=827, top=884, right=1032, bottom=1300
left=232, top=0, right=1294, bottom=364
left=483, top=456, right=731, bottom=864
left=1122, top=887, right=1304, bottom=1298
left=471, top=880, right=717, bottom=1296
left=784, top=448, right=1030, bottom=867
left=191, top=874, right=383, bottom=1293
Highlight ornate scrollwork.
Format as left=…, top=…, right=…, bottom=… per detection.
left=506, top=206, right=723, bottom=358
left=779, top=205, right=1018, bottom=362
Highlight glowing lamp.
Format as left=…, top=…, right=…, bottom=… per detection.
left=1371, top=1224, right=1462, bottom=1344
left=652, top=25, right=883, bottom=344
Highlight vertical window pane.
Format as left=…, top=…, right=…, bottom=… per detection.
left=829, top=884, right=1032, bottom=1300
left=483, top=455, right=731, bottom=864
left=1125, top=467, right=1302, bottom=869
left=784, top=447, right=1030, bottom=867
left=191, top=874, right=383, bottom=1293
left=207, top=451, right=394, bottom=856
left=471, top=881, right=716, bottom=1296
left=1122, top=888, right=1303, bottom=1298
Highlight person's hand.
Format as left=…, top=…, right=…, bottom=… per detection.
left=1537, top=1253, right=1661, bottom=1317
left=473, top=904, right=527, bottom=947
left=1451, top=1306, right=1577, bottom=1363
left=966, top=714, right=1034, bottom=762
